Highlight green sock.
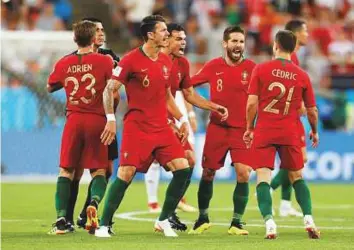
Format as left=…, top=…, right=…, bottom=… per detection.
left=256, top=182, right=273, bottom=221
left=80, top=180, right=93, bottom=218
left=281, top=175, right=292, bottom=201
left=270, top=169, right=288, bottom=190
left=66, top=179, right=80, bottom=222
left=179, top=167, right=193, bottom=200
left=90, top=175, right=107, bottom=204
left=293, top=179, right=312, bottom=215
left=198, top=179, right=213, bottom=219
left=100, top=178, right=129, bottom=226
left=159, top=168, right=190, bottom=221
left=232, top=182, right=249, bottom=224
left=55, top=176, right=71, bottom=218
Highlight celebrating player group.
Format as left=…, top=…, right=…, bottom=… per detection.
left=47, top=14, right=320, bottom=240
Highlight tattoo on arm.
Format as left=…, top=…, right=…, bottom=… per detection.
left=103, top=79, right=122, bottom=114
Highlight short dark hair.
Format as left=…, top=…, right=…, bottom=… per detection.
left=73, top=20, right=96, bottom=47
left=275, top=30, right=297, bottom=53
left=81, top=17, right=102, bottom=24
left=285, top=20, right=306, bottom=33
left=140, top=15, right=166, bottom=41
left=223, top=25, right=245, bottom=41
left=167, top=23, right=185, bottom=36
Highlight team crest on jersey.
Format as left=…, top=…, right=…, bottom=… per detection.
left=162, top=65, right=169, bottom=80
left=177, top=72, right=182, bottom=81
left=241, top=70, right=249, bottom=85
left=124, top=152, right=128, bottom=159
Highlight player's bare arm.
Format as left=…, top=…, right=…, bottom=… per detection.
left=244, top=94, right=258, bottom=148
left=184, top=98, right=198, bottom=133
left=182, top=87, right=228, bottom=121
left=166, top=87, right=189, bottom=143
left=306, top=106, right=319, bottom=148
left=101, top=78, right=123, bottom=146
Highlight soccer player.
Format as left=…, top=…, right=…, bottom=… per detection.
left=95, top=15, right=193, bottom=238
left=144, top=23, right=228, bottom=231
left=270, top=20, right=309, bottom=217
left=188, top=25, right=256, bottom=235
left=68, top=17, right=120, bottom=233
left=47, top=20, right=113, bottom=235
left=244, top=30, right=320, bottom=239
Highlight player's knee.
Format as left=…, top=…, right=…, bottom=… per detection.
left=202, top=168, right=216, bottom=182
left=117, top=166, right=136, bottom=182
left=185, top=150, right=195, bottom=169
left=237, top=169, right=250, bottom=182
left=235, top=163, right=251, bottom=182
left=256, top=168, right=272, bottom=184
left=59, top=167, right=75, bottom=180
left=90, top=168, right=106, bottom=178
left=168, top=158, right=189, bottom=171
left=288, top=170, right=303, bottom=184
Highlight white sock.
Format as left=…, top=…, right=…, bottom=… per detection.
left=304, top=215, right=315, bottom=227
left=145, top=162, right=160, bottom=204
left=280, top=200, right=291, bottom=210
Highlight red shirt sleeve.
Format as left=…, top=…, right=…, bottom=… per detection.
left=112, top=54, right=131, bottom=84
left=48, top=60, right=64, bottom=85
left=180, top=57, right=192, bottom=89
left=248, top=64, right=261, bottom=96
left=191, top=62, right=211, bottom=87
left=303, top=73, right=316, bottom=108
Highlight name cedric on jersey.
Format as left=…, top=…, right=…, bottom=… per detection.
left=272, top=69, right=297, bottom=80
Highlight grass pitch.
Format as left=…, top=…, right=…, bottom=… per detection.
left=2, top=182, right=354, bottom=250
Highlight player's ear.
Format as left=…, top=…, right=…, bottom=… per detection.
left=222, top=40, right=227, bottom=49
left=147, top=31, right=154, bottom=41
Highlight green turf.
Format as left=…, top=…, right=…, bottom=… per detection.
left=2, top=182, right=354, bottom=250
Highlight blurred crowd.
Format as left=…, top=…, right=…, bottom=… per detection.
left=1, top=0, right=354, bottom=131
left=1, top=0, right=72, bottom=30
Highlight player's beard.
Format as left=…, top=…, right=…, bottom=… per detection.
left=226, top=47, right=243, bottom=63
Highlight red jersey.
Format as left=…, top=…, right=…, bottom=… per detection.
left=291, top=52, right=299, bottom=66
left=170, top=56, right=192, bottom=97
left=248, top=58, right=316, bottom=137
left=112, top=47, right=172, bottom=133
left=191, top=57, right=256, bottom=128
left=48, top=52, right=113, bottom=116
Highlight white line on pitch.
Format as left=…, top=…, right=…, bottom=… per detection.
left=114, top=210, right=354, bottom=230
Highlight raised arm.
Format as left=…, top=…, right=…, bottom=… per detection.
left=182, top=86, right=228, bottom=121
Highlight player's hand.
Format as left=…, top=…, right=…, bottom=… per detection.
left=179, top=122, right=189, bottom=145
left=168, top=120, right=180, bottom=136
left=309, top=131, right=319, bottom=148
left=101, top=121, right=116, bottom=146
left=216, top=105, right=228, bottom=122
left=188, top=116, right=198, bottom=133
left=243, top=129, right=254, bottom=149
